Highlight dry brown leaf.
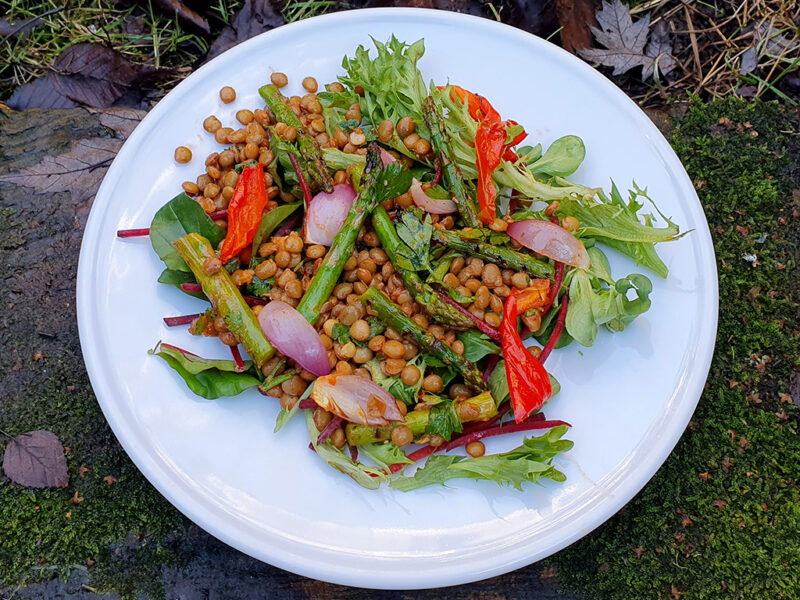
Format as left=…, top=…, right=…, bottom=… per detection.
left=578, top=0, right=676, bottom=80
left=2, top=430, right=69, bottom=488
left=5, top=74, right=79, bottom=110
left=207, top=0, right=284, bottom=61
left=0, top=137, right=122, bottom=204
left=555, top=0, right=599, bottom=53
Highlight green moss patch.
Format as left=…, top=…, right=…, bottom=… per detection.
left=553, top=98, right=800, bottom=599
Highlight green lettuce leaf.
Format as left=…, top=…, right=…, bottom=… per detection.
left=149, top=342, right=260, bottom=399
left=149, top=193, right=225, bottom=272
left=488, top=359, right=560, bottom=406
left=556, top=182, right=680, bottom=277
left=390, top=425, right=573, bottom=491
left=457, top=330, right=500, bottom=363
left=365, top=355, right=426, bottom=405
left=529, top=135, right=585, bottom=177
left=274, top=380, right=313, bottom=433
left=565, top=268, right=653, bottom=347
left=426, top=399, right=462, bottom=441
left=157, top=268, right=205, bottom=299
left=306, top=410, right=386, bottom=490
left=358, top=442, right=413, bottom=471
left=338, top=36, right=429, bottom=161
left=395, top=210, right=433, bottom=271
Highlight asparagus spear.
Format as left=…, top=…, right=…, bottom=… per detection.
left=371, top=206, right=474, bottom=330
left=295, top=144, right=383, bottom=324
left=346, top=391, right=496, bottom=446
left=360, top=286, right=487, bottom=392
left=259, top=84, right=334, bottom=193
left=431, top=228, right=554, bottom=279
left=423, top=96, right=481, bottom=229
left=174, top=233, right=275, bottom=368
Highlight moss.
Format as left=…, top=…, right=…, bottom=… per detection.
left=552, top=98, right=800, bottom=599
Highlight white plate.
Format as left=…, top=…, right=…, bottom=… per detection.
left=77, top=8, right=717, bottom=589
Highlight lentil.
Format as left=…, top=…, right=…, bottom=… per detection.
left=219, top=86, right=236, bottom=103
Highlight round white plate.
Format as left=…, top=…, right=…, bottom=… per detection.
left=78, top=8, right=717, bottom=589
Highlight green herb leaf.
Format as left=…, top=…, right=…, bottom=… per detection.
left=395, top=210, right=433, bottom=271
left=529, top=135, right=586, bottom=177
left=149, top=342, right=260, bottom=399
left=426, top=399, right=462, bottom=441
left=331, top=322, right=351, bottom=346
left=367, top=317, right=386, bottom=338
left=457, top=330, right=500, bottom=363
left=374, top=161, right=413, bottom=205
left=488, top=359, right=510, bottom=405
left=246, top=275, right=274, bottom=299
left=149, top=193, right=225, bottom=272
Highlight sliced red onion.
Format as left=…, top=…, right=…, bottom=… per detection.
left=507, top=219, right=590, bottom=270
left=409, top=178, right=457, bottom=215
left=311, top=374, right=403, bottom=426
left=304, top=184, right=356, bottom=246
left=379, top=147, right=397, bottom=167
left=257, top=301, right=330, bottom=376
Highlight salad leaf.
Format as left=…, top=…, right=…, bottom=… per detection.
left=149, top=343, right=261, bottom=399
left=390, top=425, right=573, bottom=491
left=367, top=317, right=386, bottom=338
left=306, top=410, right=386, bottom=489
left=274, top=380, right=313, bottom=433
left=338, top=36, right=430, bottom=161
left=322, top=147, right=364, bottom=171
left=317, top=87, right=359, bottom=139
left=246, top=275, right=274, bottom=299
left=529, top=135, right=586, bottom=177
left=358, top=442, right=413, bottom=471
left=556, top=182, right=679, bottom=277
left=149, top=193, right=225, bottom=272
left=426, top=399, right=462, bottom=441
left=395, top=210, right=433, bottom=271
left=250, top=202, right=302, bottom=261
left=365, top=355, right=426, bottom=405
left=331, top=322, right=351, bottom=346
left=457, top=330, right=500, bottom=363
left=489, top=359, right=560, bottom=406
left=373, top=161, right=413, bottom=205
left=565, top=268, right=653, bottom=347
left=157, top=268, right=205, bottom=299
left=432, top=86, right=598, bottom=201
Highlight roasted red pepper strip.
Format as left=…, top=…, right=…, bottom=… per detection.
left=475, top=119, right=507, bottom=224
left=218, top=165, right=268, bottom=263
left=440, top=84, right=501, bottom=122
left=501, top=282, right=552, bottom=423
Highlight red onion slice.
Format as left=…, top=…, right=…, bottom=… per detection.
left=409, top=178, right=457, bottom=214
left=257, top=301, right=331, bottom=376
left=311, top=374, right=403, bottom=426
left=507, top=219, right=590, bottom=270
left=304, top=184, right=356, bottom=246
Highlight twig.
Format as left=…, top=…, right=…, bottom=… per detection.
left=0, top=427, right=14, bottom=440
left=684, top=3, right=704, bottom=81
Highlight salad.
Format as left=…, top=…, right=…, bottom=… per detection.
left=118, top=37, right=680, bottom=491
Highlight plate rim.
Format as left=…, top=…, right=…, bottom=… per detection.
left=77, top=7, right=718, bottom=589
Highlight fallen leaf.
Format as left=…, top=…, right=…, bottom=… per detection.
left=754, top=22, right=798, bottom=57
left=598, top=562, right=609, bottom=572
left=0, top=137, right=122, bottom=205
left=103, top=475, right=118, bottom=486
left=149, top=0, right=209, bottom=33
left=644, top=21, right=677, bottom=79
left=5, top=74, right=80, bottom=110
left=698, top=471, right=708, bottom=481
left=555, top=0, right=599, bottom=53
left=740, top=46, right=758, bottom=74
left=632, top=546, right=645, bottom=558
left=70, top=490, right=84, bottom=504
left=578, top=0, right=675, bottom=80
left=712, top=499, right=727, bottom=511
left=2, top=430, right=69, bottom=488
left=207, top=0, right=284, bottom=61
left=670, top=584, right=681, bottom=599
